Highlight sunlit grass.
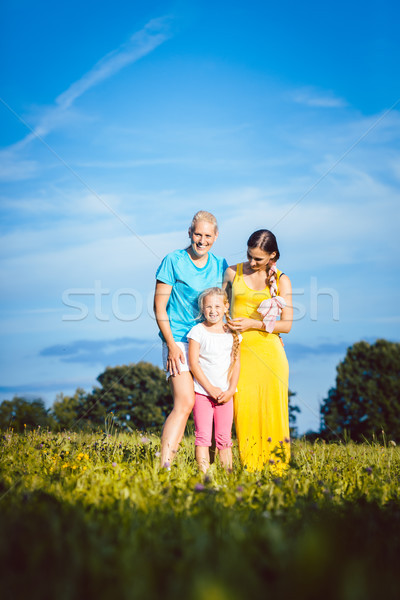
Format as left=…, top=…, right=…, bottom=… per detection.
left=1, top=428, right=399, bottom=600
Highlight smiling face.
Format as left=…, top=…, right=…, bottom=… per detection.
left=188, top=220, right=218, bottom=259
left=247, top=246, right=276, bottom=271
left=202, top=294, right=228, bottom=325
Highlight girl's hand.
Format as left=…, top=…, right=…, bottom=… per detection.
left=227, top=317, right=258, bottom=333
left=217, top=390, right=233, bottom=404
left=167, top=343, right=186, bottom=377
left=208, top=386, right=224, bottom=401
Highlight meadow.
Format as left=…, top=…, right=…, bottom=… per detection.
left=1, top=427, right=399, bottom=600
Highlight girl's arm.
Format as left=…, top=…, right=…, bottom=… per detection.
left=188, top=339, right=224, bottom=401
left=217, top=356, right=240, bottom=404
left=153, top=281, right=186, bottom=376
left=228, top=274, right=293, bottom=334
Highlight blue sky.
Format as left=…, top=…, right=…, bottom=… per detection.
left=1, top=0, right=399, bottom=433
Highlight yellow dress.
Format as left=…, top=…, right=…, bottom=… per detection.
left=232, top=263, right=290, bottom=472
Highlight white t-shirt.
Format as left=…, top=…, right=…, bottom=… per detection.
left=187, top=323, right=242, bottom=396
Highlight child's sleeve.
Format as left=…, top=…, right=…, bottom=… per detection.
left=187, top=324, right=202, bottom=343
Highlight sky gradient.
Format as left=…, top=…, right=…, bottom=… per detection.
left=1, top=0, right=399, bottom=433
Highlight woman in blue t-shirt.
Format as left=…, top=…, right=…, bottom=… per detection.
left=154, top=211, right=227, bottom=467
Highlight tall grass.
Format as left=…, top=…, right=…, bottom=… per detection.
left=1, top=429, right=399, bottom=600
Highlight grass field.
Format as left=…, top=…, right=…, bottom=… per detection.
left=1, top=428, right=400, bottom=600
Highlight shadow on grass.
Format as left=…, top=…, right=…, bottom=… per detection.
left=1, top=488, right=400, bottom=600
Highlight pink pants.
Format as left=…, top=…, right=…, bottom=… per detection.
left=192, top=392, right=233, bottom=449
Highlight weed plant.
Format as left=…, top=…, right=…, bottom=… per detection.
left=1, top=428, right=399, bottom=600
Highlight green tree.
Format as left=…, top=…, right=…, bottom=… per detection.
left=0, top=396, right=51, bottom=432
left=81, top=362, right=172, bottom=431
left=50, top=388, right=87, bottom=431
left=288, top=390, right=301, bottom=437
left=320, top=339, right=400, bottom=441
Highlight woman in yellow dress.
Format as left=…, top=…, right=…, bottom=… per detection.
left=223, top=229, right=293, bottom=472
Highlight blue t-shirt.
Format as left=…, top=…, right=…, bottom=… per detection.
left=156, top=249, right=228, bottom=342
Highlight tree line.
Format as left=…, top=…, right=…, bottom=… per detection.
left=0, top=362, right=172, bottom=434
left=1, top=339, right=399, bottom=440
left=0, top=360, right=300, bottom=436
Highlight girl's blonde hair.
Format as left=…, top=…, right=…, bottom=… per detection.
left=198, top=287, right=240, bottom=378
left=189, top=210, right=218, bottom=233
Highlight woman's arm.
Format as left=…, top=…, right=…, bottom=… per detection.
left=188, top=339, right=224, bottom=401
left=274, top=274, right=293, bottom=334
left=222, top=266, right=236, bottom=304
left=153, top=281, right=186, bottom=376
left=227, top=274, right=293, bottom=334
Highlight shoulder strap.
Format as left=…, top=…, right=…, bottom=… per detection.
left=276, top=269, right=283, bottom=295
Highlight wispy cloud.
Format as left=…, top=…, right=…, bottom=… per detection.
left=56, top=18, right=171, bottom=112
left=0, top=380, right=93, bottom=397
left=285, top=341, right=349, bottom=360
left=0, top=153, right=40, bottom=182
left=285, top=338, right=382, bottom=362
left=292, top=86, right=348, bottom=108
left=1, top=16, right=172, bottom=157
left=39, top=337, right=160, bottom=366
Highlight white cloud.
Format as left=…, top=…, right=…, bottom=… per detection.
left=0, top=152, right=40, bottom=181
left=1, top=83, right=399, bottom=382
left=292, top=86, right=348, bottom=108
left=0, top=16, right=172, bottom=180
left=56, top=18, right=171, bottom=112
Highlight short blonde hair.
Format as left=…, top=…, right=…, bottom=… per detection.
left=189, top=210, right=218, bottom=233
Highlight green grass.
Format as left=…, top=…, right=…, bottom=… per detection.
left=1, top=428, right=400, bottom=600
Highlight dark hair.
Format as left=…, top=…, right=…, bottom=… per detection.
left=247, top=229, right=280, bottom=262
left=247, top=230, right=280, bottom=297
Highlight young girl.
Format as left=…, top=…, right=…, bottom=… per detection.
left=187, top=288, right=241, bottom=473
